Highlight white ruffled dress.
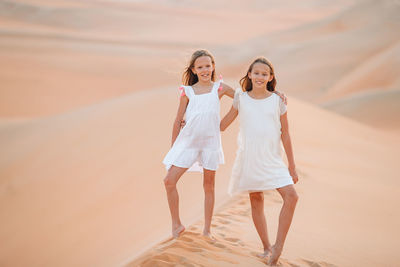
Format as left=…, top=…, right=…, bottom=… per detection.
left=163, top=80, right=224, bottom=172
left=228, top=90, right=293, bottom=195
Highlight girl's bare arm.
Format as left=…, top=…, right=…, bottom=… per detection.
left=280, top=112, right=298, bottom=183
left=219, top=81, right=287, bottom=105
left=171, top=95, right=189, bottom=146
left=220, top=105, right=238, bottom=131
left=219, top=83, right=235, bottom=98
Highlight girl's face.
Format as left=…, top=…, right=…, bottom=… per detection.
left=248, top=62, right=273, bottom=90
left=192, top=56, right=214, bottom=83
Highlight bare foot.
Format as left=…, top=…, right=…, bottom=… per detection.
left=202, top=231, right=216, bottom=243
left=257, top=248, right=272, bottom=259
left=172, top=224, right=185, bottom=238
left=267, top=245, right=282, bottom=266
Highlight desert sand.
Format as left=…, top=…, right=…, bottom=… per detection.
left=1, top=0, right=399, bottom=266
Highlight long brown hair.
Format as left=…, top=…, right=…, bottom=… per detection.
left=240, top=57, right=276, bottom=92
left=183, top=50, right=216, bottom=85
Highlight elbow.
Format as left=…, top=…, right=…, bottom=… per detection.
left=173, top=119, right=182, bottom=130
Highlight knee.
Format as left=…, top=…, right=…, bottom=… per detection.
left=284, top=190, right=299, bottom=205
left=250, top=192, right=264, bottom=204
left=163, top=175, right=177, bottom=190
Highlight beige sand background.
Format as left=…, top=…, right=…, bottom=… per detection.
left=0, top=0, right=399, bottom=266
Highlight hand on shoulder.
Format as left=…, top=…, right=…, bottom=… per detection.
left=273, top=90, right=287, bottom=105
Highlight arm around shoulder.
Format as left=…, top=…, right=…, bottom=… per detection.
left=219, top=82, right=235, bottom=98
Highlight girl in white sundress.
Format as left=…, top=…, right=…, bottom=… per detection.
left=163, top=50, right=289, bottom=239
left=163, top=50, right=235, bottom=239
left=220, top=57, right=299, bottom=266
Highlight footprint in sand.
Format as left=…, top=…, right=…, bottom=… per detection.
left=300, top=259, right=337, bottom=267
left=188, top=225, right=198, bottom=231
left=179, top=236, right=193, bottom=242
left=215, top=213, right=230, bottom=218
left=224, top=237, right=240, bottom=243
left=238, top=200, right=247, bottom=206
left=218, top=219, right=231, bottom=224
left=181, top=262, right=203, bottom=267
left=216, top=225, right=227, bottom=231
left=270, top=258, right=337, bottom=267
left=160, top=240, right=204, bottom=254
left=139, top=258, right=175, bottom=267
left=152, top=252, right=184, bottom=264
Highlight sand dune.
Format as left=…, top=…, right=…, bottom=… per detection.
left=0, top=0, right=353, bottom=117
left=318, top=41, right=400, bottom=102
left=0, top=86, right=239, bottom=267
left=127, top=194, right=334, bottom=267
left=217, top=0, right=400, bottom=130
left=1, top=0, right=399, bottom=266
left=128, top=95, right=400, bottom=267
left=238, top=0, right=400, bottom=99
left=128, top=195, right=338, bottom=267
left=323, top=89, right=400, bottom=132
left=319, top=40, right=400, bottom=131
left=1, top=87, right=399, bottom=266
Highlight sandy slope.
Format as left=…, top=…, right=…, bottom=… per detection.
left=0, top=86, right=238, bottom=266
left=0, top=0, right=352, bottom=117
left=1, top=86, right=399, bottom=266
left=323, top=89, right=400, bottom=133
left=219, top=0, right=400, bottom=130
left=127, top=95, right=400, bottom=267
left=1, top=0, right=399, bottom=266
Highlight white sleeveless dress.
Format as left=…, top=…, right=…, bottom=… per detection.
left=163, top=80, right=224, bottom=172
left=228, top=90, right=293, bottom=195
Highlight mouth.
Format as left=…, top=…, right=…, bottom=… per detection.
left=255, top=81, right=265, bottom=85
left=200, top=73, right=210, bottom=78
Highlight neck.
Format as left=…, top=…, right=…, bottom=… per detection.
left=251, top=86, right=271, bottom=95
left=197, top=80, right=213, bottom=87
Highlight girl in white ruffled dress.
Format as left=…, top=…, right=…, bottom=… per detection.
left=163, top=50, right=235, bottom=239
left=220, top=57, right=299, bottom=265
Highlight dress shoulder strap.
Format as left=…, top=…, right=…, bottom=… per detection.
left=213, top=75, right=224, bottom=94
left=179, top=85, right=195, bottom=99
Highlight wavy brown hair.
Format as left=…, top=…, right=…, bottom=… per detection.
left=240, top=57, right=276, bottom=92
left=183, top=50, right=216, bottom=85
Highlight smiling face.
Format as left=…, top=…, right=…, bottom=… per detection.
left=248, top=62, right=274, bottom=90
left=191, top=56, right=215, bottom=83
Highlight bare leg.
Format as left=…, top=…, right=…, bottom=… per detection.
left=163, top=165, right=188, bottom=238
left=202, top=168, right=216, bottom=237
left=268, top=185, right=298, bottom=265
left=249, top=192, right=272, bottom=258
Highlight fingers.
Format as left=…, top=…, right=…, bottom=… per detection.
left=283, top=93, right=288, bottom=105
